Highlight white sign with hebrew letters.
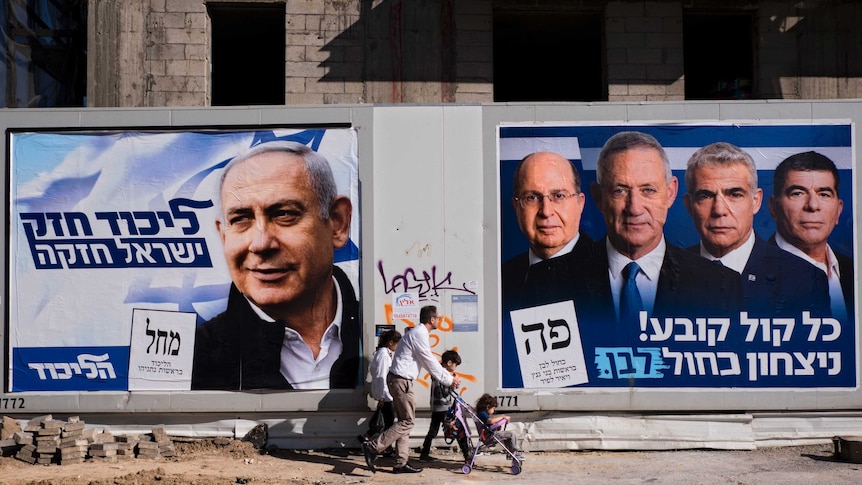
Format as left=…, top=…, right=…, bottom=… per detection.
left=128, top=309, right=197, bottom=390
left=510, top=300, right=588, bottom=388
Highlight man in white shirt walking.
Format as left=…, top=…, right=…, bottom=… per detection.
left=360, top=305, right=461, bottom=474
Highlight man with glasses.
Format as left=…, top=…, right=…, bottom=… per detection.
left=502, top=151, right=594, bottom=308
left=360, top=305, right=461, bottom=474
left=501, top=151, right=606, bottom=387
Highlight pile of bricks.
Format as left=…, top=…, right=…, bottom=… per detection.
left=0, top=415, right=176, bottom=465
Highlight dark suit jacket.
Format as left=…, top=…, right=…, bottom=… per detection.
left=500, top=233, right=608, bottom=387
left=501, top=232, right=595, bottom=311
left=688, top=235, right=831, bottom=318
left=768, top=233, right=854, bottom=320
left=584, top=239, right=744, bottom=341
left=191, top=265, right=361, bottom=391
left=836, top=251, right=855, bottom=320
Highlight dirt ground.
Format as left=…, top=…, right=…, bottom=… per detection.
left=0, top=439, right=860, bottom=485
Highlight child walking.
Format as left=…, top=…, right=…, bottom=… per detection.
left=360, top=329, right=402, bottom=443
left=419, top=349, right=469, bottom=462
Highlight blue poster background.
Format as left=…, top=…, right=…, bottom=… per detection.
left=499, top=124, right=856, bottom=389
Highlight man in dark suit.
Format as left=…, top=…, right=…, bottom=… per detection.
left=768, top=151, right=853, bottom=323
left=587, top=132, right=742, bottom=342
left=683, top=142, right=830, bottom=318
left=501, top=151, right=593, bottom=308
left=500, top=151, right=598, bottom=387
left=192, top=141, right=360, bottom=390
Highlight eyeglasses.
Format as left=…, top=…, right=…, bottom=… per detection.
left=513, top=191, right=578, bottom=209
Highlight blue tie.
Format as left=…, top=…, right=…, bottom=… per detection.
left=620, top=262, right=643, bottom=324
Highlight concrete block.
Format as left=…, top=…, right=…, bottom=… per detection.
left=647, top=64, right=684, bottom=81
left=165, top=28, right=206, bottom=45
left=606, top=32, right=646, bottom=49
left=286, top=46, right=306, bottom=62
left=286, top=77, right=307, bottom=93
left=305, top=79, right=344, bottom=94
left=626, top=17, right=664, bottom=33
left=286, top=15, right=307, bottom=31
left=458, top=62, right=492, bottom=79
left=165, top=0, right=205, bottom=14
left=608, top=84, right=629, bottom=96
left=147, top=43, right=185, bottom=60
left=286, top=92, right=325, bottom=104
left=288, top=32, right=327, bottom=47
left=607, top=1, right=644, bottom=18
left=608, top=64, right=646, bottom=80
left=307, top=45, right=340, bottom=62
left=645, top=1, right=680, bottom=18
left=285, top=0, right=326, bottom=15
left=285, top=61, right=326, bottom=78
left=454, top=0, right=491, bottom=16
left=25, top=415, right=52, bottom=432
left=663, top=16, right=683, bottom=33
left=628, top=48, right=663, bottom=64
left=165, top=59, right=206, bottom=77
left=646, top=32, right=682, bottom=49
left=344, top=80, right=364, bottom=94
left=149, top=12, right=186, bottom=29
left=187, top=12, right=207, bottom=29
left=2, top=416, right=22, bottom=440
left=459, top=14, right=491, bottom=31
left=13, top=432, right=32, bottom=445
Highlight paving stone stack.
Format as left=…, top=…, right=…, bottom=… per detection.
left=32, top=416, right=63, bottom=464
left=135, top=439, right=160, bottom=459
left=115, top=434, right=140, bottom=459
left=59, top=416, right=88, bottom=464
left=1, top=415, right=178, bottom=465
left=152, top=425, right=177, bottom=458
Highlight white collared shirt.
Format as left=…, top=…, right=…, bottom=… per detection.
left=699, top=230, right=756, bottom=275
left=528, top=232, right=581, bottom=266
left=389, top=323, right=454, bottom=386
left=244, top=276, right=344, bottom=389
left=369, top=346, right=394, bottom=402
left=774, top=233, right=847, bottom=321
left=607, top=237, right=665, bottom=318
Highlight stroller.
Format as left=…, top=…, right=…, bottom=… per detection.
left=443, top=389, right=524, bottom=475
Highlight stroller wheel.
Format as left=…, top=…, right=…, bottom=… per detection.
left=510, top=464, right=522, bottom=475
left=462, top=464, right=472, bottom=474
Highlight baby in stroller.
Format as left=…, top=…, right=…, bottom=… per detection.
left=446, top=391, right=524, bottom=475
left=475, top=394, right=522, bottom=457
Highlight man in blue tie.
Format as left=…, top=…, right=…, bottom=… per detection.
left=587, top=132, right=742, bottom=341
left=683, top=142, right=830, bottom=319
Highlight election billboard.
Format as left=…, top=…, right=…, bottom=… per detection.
left=8, top=127, right=360, bottom=392
left=499, top=123, right=855, bottom=389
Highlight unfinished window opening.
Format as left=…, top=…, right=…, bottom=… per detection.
left=493, top=10, right=604, bottom=102
left=2, top=0, right=87, bottom=107
left=684, top=12, right=755, bottom=100
left=208, top=3, right=285, bottom=106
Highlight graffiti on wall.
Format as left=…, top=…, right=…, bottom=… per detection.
left=378, top=260, right=478, bottom=392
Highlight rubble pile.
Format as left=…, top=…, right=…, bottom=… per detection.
left=0, top=415, right=176, bottom=465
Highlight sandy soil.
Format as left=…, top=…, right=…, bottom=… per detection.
left=0, top=439, right=859, bottom=485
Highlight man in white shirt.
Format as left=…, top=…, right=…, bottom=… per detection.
left=683, top=142, right=830, bottom=318
left=360, top=305, right=461, bottom=474
left=769, top=151, right=854, bottom=322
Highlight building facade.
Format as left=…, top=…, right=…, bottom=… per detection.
left=78, top=0, right=862, bottom=107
